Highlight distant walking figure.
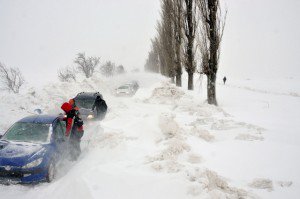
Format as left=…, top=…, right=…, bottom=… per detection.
left=223, top=76, right=227, bottom=85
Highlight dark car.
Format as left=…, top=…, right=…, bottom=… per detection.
left=74, top=92, right=107, bottom=120
left=0, top=115, right=69, bottom=184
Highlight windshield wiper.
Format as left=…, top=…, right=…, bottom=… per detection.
left=5, top=140, right=35, bottom=144
left=0, top=139, right=9, bottom=143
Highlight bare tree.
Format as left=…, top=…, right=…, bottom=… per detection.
left=156, top=23, right=169, bottom=76
left=146, top=0, right=197, bottom=89
left=0, top=62, right=25, bottom=93
left=183, top=0, right=198, bottom=90
left=145, top=0, right=180, bottom=81
left=145, top=50, right=159, bottom=73
left=74, top=53, right=100, bottom=78
left=58, top=66, right=76, bottom=82
left=100, top=61, right=116, bottom=77
left=152, top=37, right=161, bottom=73
left=144, top=38, right=160, bottom=73
left=197, top=0, right=226, bottom=105
left=157, top=0, right=176, bottom=82
left=172, top=0, right=184, bottom=87
left=116, top=65, right=126, bottom=74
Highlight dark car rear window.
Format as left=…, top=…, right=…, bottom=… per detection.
left=75, top=99, right=95, bottom=109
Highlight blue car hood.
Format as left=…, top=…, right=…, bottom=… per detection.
left=0, top=140, right=47, bottom=166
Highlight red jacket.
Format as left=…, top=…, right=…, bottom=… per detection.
left=61, top=102, right=74, bottom=137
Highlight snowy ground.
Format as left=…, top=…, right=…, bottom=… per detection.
left=0, top=72, right=299, bottom=199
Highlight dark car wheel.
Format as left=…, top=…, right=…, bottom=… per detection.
left=46, top=162, right=56, bottom=183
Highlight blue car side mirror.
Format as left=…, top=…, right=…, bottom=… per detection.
left=34, top=109, right=42, bottom=115
left=0, top=131, right=4, bottom=139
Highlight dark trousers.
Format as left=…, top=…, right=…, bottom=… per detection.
left=70, top=130, right=84, bottom=160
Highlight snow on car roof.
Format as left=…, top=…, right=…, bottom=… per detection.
left=18, top=115, right=58, bottom=124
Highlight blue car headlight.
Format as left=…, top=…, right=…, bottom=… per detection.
left=22, top=158, right=43, bottom=169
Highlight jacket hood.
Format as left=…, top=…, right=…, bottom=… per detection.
left=61, top=102, right=73, bottom=113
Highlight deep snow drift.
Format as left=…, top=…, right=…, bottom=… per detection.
left=0, top=72, right=299, bottom=199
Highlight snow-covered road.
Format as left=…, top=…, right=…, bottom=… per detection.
left=0, top=73, right=299, bottom=199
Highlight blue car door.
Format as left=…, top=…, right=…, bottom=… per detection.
left=53, top=120, right=68, bottom=160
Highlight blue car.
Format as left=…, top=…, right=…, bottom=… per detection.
left=0, top=115, right=69, bottom=184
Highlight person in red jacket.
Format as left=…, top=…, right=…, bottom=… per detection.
left=61, top=102, right=75, bottom=137
left=61, top=102, right=84, bottom=160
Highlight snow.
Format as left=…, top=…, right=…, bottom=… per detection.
left=0, top=141, right=44, bottom=158
left=0, top=72, right=299, bottom=199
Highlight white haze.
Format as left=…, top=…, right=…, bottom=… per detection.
left=0, top=0, right=299, bottom=85
left=0, top=0, right=161, bottom=86
left=219, top=0, right=300, bottom=79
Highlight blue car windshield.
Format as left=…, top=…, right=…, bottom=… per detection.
left=2, top=122, right=51, bottom=143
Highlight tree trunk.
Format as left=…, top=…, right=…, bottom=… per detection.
left=206, top=0, right=218, bottom=105
left=184, top=0, right=196, bottom=91
left=176, top=74, right=182, bottom=87
left=207, top=73, right=217, bottom=105
left=188, top=72, right=194, bottom=90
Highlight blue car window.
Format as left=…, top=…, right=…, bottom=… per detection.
left=59, top=120, right=66, bottom=135
left=2, top=122, right=50, bottom=143
left=54, top=121, right=65, bottom=140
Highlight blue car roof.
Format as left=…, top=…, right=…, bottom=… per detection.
left=18, top=115, right=58, bottom=124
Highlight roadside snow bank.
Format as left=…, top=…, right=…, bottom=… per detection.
left=0, top=72, right=164, bottom=131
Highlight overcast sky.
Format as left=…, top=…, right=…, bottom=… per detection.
left=219, top=0, right=300, bottom=79
left=0, top=0, right=299, bottom=86
left=0, top=0, right=161, bottom=85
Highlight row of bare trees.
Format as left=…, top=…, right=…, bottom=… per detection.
left=145, top=0, right=226, bottom=105
left=58, top=53, right=126, bottom=82
left=0, top=53, right=125, bottom=93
